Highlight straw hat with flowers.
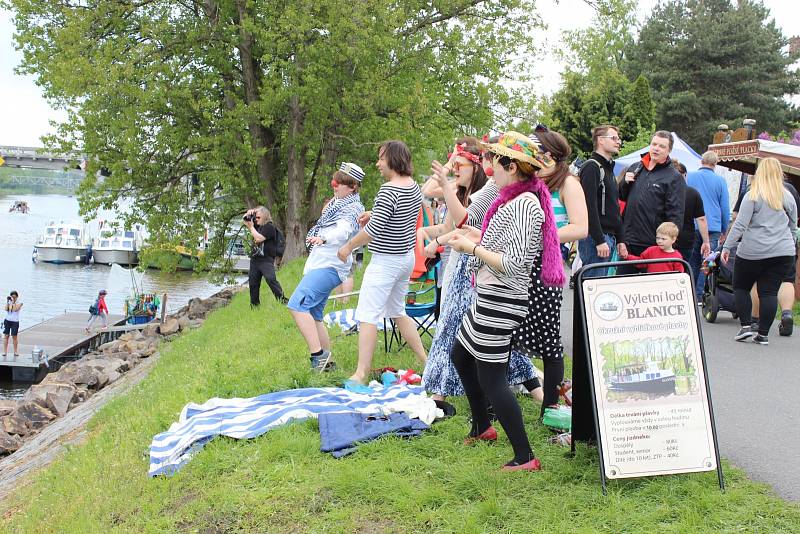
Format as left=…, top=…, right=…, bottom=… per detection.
left=479, top=131, right=555, bottom=170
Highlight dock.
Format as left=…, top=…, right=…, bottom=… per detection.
left=1, top=313, right=127, bottom=381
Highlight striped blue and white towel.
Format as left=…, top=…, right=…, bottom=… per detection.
left=148, top=385, right=431, bottom=477
left=323, top=308, right=389, bottom=332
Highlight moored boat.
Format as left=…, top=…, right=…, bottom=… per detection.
left=33, top=222, right=92, bottom=264
left=92, top=222, right=144, bottom=266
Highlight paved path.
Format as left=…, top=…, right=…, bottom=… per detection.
left=561, top=287, right=800, bottom=501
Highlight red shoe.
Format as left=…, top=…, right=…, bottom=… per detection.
left=463, top=426, right=498, bottom=445
left=502, top=457, right=542, bottom=472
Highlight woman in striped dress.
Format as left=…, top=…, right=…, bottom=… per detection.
left=447, top=132, right=565, bottom=471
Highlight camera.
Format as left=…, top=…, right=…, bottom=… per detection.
left=243, top=213, right=256, bottom=222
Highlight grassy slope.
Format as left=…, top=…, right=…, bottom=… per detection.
left=1, top=258, right=799, bottom=533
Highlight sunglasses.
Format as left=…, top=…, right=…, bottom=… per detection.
left=452, top=161, right=474, bottom=172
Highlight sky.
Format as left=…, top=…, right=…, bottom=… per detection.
left=0, top=0, right=798, bottom=147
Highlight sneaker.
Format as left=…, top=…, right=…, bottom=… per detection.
left=779, top=314, right=793, bottom=337
left=279, top=296, right=289, bottom=305
left=734, top=326, right=756, bottom=342
left=752, top=334, right=769, bottom=345
left=310, top=350, right=335, bottom=372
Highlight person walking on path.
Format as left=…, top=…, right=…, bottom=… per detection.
left=337, top=140, right=426, bottom=386
left=245, top=206, right=288, bottom=306
left=721, top=157, right=797, bottom=345
left=687, top=151, right=730, bottom=300
left=446, top=131, right=563, bottom=472
left=577, top=124, right=623, bottom=277
left=86, top=289, right=109, bottom=332
left=288, top=162, right=365, bottom=372
left=617, top=131, right=686, bottom=275
left=3, top=291, right=22, bottom=357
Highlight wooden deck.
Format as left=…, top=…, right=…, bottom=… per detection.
left=1, top=313, right=126, bottom=369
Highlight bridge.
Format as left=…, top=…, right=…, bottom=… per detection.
left=0, top=145, right=85, bottom=172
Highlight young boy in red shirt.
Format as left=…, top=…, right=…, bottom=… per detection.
left=622, top=222, right=685, bottom=273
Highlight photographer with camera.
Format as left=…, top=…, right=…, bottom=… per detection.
left=244, top=206, right=288, bottom=306
left=3, top=291, right=22, bottom=358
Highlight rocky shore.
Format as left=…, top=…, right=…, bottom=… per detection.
left=0, top=286, right=242, bottom=455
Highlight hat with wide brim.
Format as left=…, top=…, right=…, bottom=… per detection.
left=479, top=131, right=555, bottom=169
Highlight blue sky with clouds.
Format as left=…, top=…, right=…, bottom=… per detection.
left=1, top=0, right=798, bottom=147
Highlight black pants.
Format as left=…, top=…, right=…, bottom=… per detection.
left=249, top=258, right=285, bottom=305
left=450, top=339, right=533, bottom=463
left=732, top=255, right=794, bottom=336
left=617, top=243, right=648, bottom=275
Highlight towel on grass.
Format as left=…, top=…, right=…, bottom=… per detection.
left=149, top=385, right=436, bottom=477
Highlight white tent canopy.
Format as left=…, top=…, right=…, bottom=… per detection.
left=613, top=132, right=702, bottom=176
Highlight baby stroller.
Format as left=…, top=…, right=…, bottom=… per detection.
left=700, top=243, right=738, bottom=323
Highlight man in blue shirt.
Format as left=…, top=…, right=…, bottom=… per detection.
left=687, top=151, right=730, bottom=300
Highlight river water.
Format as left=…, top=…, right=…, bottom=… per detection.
left=0, top=193, right=242, bottom=398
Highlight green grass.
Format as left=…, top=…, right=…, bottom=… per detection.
left=1, top=258, right=799, bottom=533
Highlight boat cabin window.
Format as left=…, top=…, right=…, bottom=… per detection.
left=122, top=240, right=132, bottom=248
left=46, top=227, right=56, bottom=235
left=100, top=240, right=110, bottom=247
left=124, top=231, right=135, bottom=238
left=70, top=229, right=81, bottom=237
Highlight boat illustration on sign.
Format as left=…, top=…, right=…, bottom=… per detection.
left=608, top=360, right=677, bottom=394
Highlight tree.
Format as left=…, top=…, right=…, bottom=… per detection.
left=5, top=0, right=538, bottom=266
left=542, top=0, right=654, bottom=157
left=626, top=0, right=800, bottom=149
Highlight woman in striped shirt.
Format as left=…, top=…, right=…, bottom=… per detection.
left=337, top=140, right=426, bottom=386
left=446, top=132, right=565, bottom=471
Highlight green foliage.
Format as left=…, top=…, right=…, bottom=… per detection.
left=625, top=0, right=800, bottom=149
left=5, top=0, right=539, bottom=263
left=2, top=261, right=800, bottom=531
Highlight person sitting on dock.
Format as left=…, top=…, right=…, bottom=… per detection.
left=86, top=289, right=109, bottom=332
left=3, top=291, right=22, bottom=358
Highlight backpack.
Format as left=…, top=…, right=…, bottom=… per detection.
left=275, top=227, right=286, bottom=257
left=89, top=301, right=99, bottom=315
left=575, top=158, right=607, bottom=215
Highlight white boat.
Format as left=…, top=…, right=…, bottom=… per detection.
left=33, top=222, right=92, bottom=264
left=222, top=238, right=250, bottom=272
left=92, top=223, right=144, bottom=266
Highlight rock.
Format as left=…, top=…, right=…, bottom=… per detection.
left=14, top=402, right=56, bottom=430
left=141, top=345, right=157, bottom=357
left=177, top=316, right=190, bottom=331
left=57, top=364, right=100, bottom=388
left=0, top=431, right=23, bottom=454
left=1, top=414, right=29, bottom=436
left=46, top=391, right=71, bottom=417
left=0, top=399, right=17, bottom=417
left=159, top=317, right=180, bottom=335
left=142, top=322, right=160, bottom=337
left=23, top=382, right=78, bottom=410
left=97, top=340, right=119, bottom=352
left=187, top=298, right=207, bottom=319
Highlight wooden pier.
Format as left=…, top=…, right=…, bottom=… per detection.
left=1, top=313, right=127, bottom=381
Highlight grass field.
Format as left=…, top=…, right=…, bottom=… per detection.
left=1, top=258, right=799, bottom=533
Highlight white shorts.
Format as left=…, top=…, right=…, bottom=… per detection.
left=355, top=250, right=415, bottom=325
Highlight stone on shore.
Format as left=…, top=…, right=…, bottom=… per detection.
left=46, top=392, right=71, bottom=417
left=0, top=431, right=23, bottom=454
left=1, top=414, right=29, bottom=436
left=23, top=383, right=77, bottom=410
left=159, top=317, right=180, bottom=335
left=0, top=400, right=17, bottom=417
left=14, top=402, right=56, bottom=430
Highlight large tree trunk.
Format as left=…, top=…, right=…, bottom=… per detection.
left=284, top=94, right=308, bottom=260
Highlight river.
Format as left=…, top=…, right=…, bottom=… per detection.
left=0, top=193, right=242, bottom=398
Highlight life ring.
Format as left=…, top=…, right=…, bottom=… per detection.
left=55, top=234, right=63, bottom=245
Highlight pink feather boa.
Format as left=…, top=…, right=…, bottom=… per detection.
left=480, top=176, right=565, bottom=287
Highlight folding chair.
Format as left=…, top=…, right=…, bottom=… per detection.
left=383, top=265, right=438, bottom=352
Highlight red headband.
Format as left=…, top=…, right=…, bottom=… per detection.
left=454, top=143, right=481, bottom=164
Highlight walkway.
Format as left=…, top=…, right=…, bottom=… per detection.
left=561, top=286, right=800, bottom=501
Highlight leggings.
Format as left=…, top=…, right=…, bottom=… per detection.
left=450, top=339, right=533, bottom=464
left=732, top=255, right=794, bottom=336
left=520, top=358, right=565, bottom=416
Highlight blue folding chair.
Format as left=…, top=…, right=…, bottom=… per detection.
left=383, top=265, right=438, bottom=352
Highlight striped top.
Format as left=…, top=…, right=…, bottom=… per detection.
left=468, top=192, right=545, bottom=297
left=365, top=183, right=423, bottom=254
left=466, top=180, right=500, bottom=226
left=551, top=190, right=569, bottom=229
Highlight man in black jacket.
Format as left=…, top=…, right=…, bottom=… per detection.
left=618, top=131, right=686, bottom=275
left=578, top=124, right=623, bottom=277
